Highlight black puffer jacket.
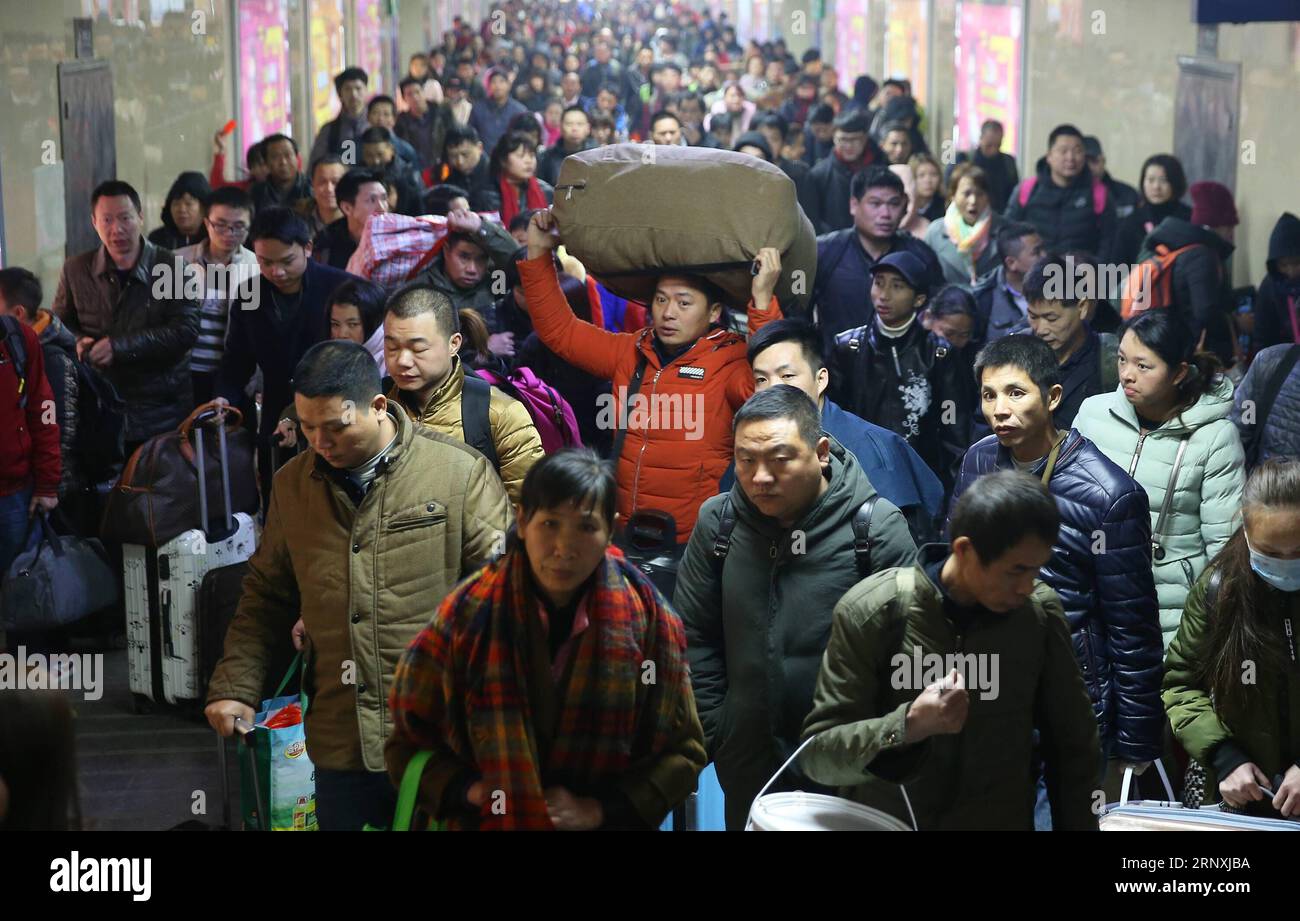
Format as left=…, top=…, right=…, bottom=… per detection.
left=35, top=311, right=81, bottom=493
left=1144, top=217, right=1235, bottom=362
left=1003, top=158, right=1117, bottom=256
left=950, top=429, right=1164, bottom=761
left=1108, top=199, right=1191, bottom=267
left=804, top=143, right=887, bottom=235
left=1253, top=212, right=1300, bottom=352
left=831, top=317, right=974, bottom=492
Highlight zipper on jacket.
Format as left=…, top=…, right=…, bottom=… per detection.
left=629, top=365, right=663, bottom=516
left=1126, top=431, right=1150, bottom=478
left=891, top=345, right=902, bottom=378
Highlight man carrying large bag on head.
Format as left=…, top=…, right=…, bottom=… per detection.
left=515, top=144, right=813, bottom=546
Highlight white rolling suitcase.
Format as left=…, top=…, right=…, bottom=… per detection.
left=126, top=412, right=260, bottom=711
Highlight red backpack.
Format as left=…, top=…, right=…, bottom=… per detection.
left=1120, top=244, right=1200, bottom=319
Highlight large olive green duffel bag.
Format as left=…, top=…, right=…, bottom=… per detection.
left=552, top=143, right=817, bottom=313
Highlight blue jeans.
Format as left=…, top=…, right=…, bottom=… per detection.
left=0, top=487, right=35, bottom=580
left=314, top=769, right=398, bottom=831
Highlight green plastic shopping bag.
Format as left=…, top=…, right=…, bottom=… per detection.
left=240, top=653, right=318, bottom=831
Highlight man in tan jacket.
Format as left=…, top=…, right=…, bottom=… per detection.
left=206, top=339, right=511, bottom=830
left=384, top=283, right=544, bottom=505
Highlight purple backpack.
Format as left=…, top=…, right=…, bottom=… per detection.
left=474, top=367, right=583, bottom=455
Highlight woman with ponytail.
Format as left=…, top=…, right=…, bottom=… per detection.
left=1075, top=309, right=1245, bottom=648
left=1163, top=459, right=1300, bottom=816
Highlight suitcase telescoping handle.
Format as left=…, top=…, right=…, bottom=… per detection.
left=216, top=715, right=265, bottom=830
left=189, top=406, right=237, bottom=540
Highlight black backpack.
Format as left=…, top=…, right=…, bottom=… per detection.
left=460, top=373, right=500, bottom=469
left=73, top=359, right=127, bottom=484
left=0, top=316, right=29, bottom=408
left=710, top=494, right=881, bottom=578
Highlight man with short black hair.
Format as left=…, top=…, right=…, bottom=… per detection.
left=804, top=110, right=886, bottom=235
left=396, top=75, right=450, bottom=172
left=470, top=66, right=529, bottom=154
left=753, top=111, right=812, bottom=213
left=358, top=127, right=423, bottom=215
left=206, top=339, right=511, bottom=830
left=310, top=66, right=371, bottom=165
left=799, top=469, right=1101, bottom=830
left=312, top=168, right=390, bottom=270
left=52, top=179, right=200, bottom=450
left=581, top=38, right=622, bottom=100
left=366, top=94, right=420, bottom=172
left=810, top=165, right=943, bottom=355
left=178, top=185, right=259, bottom=405
left=297, top=156, right=347, bottom=239
left=747, top=319, right=944, bottom=537
left=951, top=335, right=1162, bottom=824
left=1004, top=123, right=1117, bottom=255
left=676, top=385, right=917, bottom=829
left=384, top=284, right=543, bottom=504
left=217, top=207, right=356, bottom=495
left=649, top=109, right=683, bottom=147
left=537, top=105, right=596, bottom=186
left=801, top=104, right=836, bottom=168
left=1022, top=253, right=1117, bottom=428
left=412, top=208, right=519, bottom=313
left=970, top=221, right=1044, bottom=344
left=440, top=125, right=496, bottom=211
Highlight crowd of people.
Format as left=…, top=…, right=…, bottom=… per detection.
left=2, top=0, right=1299, bottom=833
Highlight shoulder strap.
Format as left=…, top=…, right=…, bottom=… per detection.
left=609, top=346, right=649, bottom=464
left=710, top=494, right=738, bottom=576
left=1092, top=179, right=1107, bottom=215
left=1245, top=345, right=1300, bottom=468
left=459, top=374, right=500, bottom=470
left=1151, top=435, right=1190, bottom=561
left=0, top=316, right=29, bottom=409
left=851, top=495, right=880, bottom=579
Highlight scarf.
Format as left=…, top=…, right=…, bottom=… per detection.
left=943, top=201, right=993, bottom=280
left=835, top=148, right=874, bottom=174
left=430, top=546, right=689, bottom=830
left=498, top=173, right=549, bottom=227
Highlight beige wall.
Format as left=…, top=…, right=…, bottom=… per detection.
left=1, top=1, right=235, bottom=299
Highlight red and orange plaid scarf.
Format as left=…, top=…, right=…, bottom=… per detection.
left=417, top=546, right=689, bottom=830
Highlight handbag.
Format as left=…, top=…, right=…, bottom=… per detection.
left=1, top=513, right=118, bottom=632
left=240, top=654, right=318, bottom=831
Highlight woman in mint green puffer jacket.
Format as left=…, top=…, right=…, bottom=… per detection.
left=1074, top=311, right=1244, bottom=650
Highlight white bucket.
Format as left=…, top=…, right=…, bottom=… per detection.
left=747, top=791, right=913, bottom=831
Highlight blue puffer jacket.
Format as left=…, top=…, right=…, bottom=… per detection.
left=949, top=429, right=1164, bottom=761
left=1231, top=342, right=1300, bottom=467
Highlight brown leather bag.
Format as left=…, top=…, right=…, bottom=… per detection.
left=552, top=143, right=818, bottom=313
left=100, top=402, right=259, bottom=548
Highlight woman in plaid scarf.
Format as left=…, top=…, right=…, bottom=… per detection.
left=386, top=448, right=706, bottom=830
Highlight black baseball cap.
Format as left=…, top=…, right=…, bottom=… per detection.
left=869, top=251, right=929, bottom=296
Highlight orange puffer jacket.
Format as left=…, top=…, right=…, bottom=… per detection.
left=518, top=254, right=780, bottom=543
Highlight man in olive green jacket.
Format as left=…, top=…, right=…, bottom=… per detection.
left=799, top=470, right=1101, bottom=830
left=206, top=340, right=511, bottom=830
left=676, top=385, right=917, bottom=830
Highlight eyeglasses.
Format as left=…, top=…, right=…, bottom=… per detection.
left=209, top=220, right=249, bottom=236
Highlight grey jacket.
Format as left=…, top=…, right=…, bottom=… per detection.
left=1230, top=343, right=1300, bottom=468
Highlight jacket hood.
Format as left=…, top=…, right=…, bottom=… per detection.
left=730, top=435, right=878, bottom=540
left=34, top=309, right=77, bottom=354
left=1147, top=216, right=1234, bottom=260
left=1106, top=374, right=1234, bottom=434
left=1266, top=212, right=1300, bottom=276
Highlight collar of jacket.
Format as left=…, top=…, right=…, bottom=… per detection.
left=635, top=325, right=741, bottom=370
left=396, top=353, right=465, bottom=421
left=1058, top=326, right=1099, bottom=377
left=867, top=313, right=929, bottom=351
left=1103, top=375, right=1234, bottom=434
left=310, top=407, right=412, bottom=487
left=991, top=427, right=1083, bottom=477
left=728, top=434, right=862, bottom=541
left=33, top=309, right=75, bottom=351
left=92, top=237, right=158, bottom=284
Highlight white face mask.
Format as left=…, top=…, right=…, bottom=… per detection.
left=1246, top=538, right=1300, bottom=593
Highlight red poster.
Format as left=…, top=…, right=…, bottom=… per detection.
left=238, top=0, right=292, bottom=160
left=356, top=0, right=385, bottom=95
left=955, top=1, right=1022, bottom=156
left=834, top=0, right=870, bottom=95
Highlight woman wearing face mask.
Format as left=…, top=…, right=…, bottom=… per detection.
left=1108, top=154, right=1190, bottom=268
left=1163, top=459, right=1300, bottom=818
left=1074, top=309, right=1245, bottom=649
left=925, top=164, right=1003, bottom=285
